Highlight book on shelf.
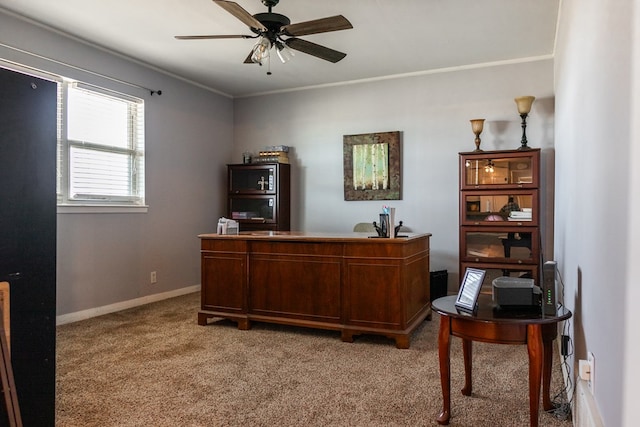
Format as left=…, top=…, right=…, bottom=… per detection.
left=509, top=211, right=532, bottom=220
left=263, top=145, right=289, bottom=153
left=231, top=211, right=259, bottom=219
left=254, top=152, right=289, bottom=163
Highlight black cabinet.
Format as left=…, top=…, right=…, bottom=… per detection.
left=0, top=68, right=57, bottom=426
left=227, top=163, right=290, bottom=231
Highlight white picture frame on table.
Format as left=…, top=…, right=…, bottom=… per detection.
left=455, top=268, right=486, bottom=313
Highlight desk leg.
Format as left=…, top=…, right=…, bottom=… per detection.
left=461, top=339, right=472, bottom=396
left=527, top=324, right=543, bottom=427
left=437, top=317, right=451, bottom=425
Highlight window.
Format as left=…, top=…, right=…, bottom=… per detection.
left=57, top=82, right=145, bottom=207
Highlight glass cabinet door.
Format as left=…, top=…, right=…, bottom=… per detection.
left=229, top=196, right=276, bottom=223
left=460, top=150, right=539, bottom=190
left=460, top=226, right=539, bottom=263
left=460, top=189, right=538, bottom=226
left=229, top=164, right=277, bottom=194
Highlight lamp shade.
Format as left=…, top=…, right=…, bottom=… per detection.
left=514, top=96, right=535, bottom=114
left=470, top=119, right=485, bottom=134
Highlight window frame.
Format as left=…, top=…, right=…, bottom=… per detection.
left=57, top=80, right=147, bottom=211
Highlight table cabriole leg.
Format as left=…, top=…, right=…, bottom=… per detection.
left=527, top=324, right=544, bottom=427
left=462, top=339, right=473, bottom=396
left=542, top=338, right=554, bottom=410
left=437, top=317, right=452, bottom=425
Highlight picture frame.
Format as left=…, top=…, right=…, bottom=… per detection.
left=455, top=267, right=486, bottom=313
left=343, top=131, right=401, bottom=201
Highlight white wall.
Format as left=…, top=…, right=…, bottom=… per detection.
left=0, top=11, right=234, bottom=316
left=555, top=0, right=636, bottom=425
left=233, top=60, right=555, bottom=285
left=624, top=2, right=640, bottom=425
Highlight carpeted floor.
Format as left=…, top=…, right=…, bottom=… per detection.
left=56, top=292, right=572, bottom=426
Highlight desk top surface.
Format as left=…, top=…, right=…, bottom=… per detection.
left=199, top=231, right=431, bottom=243
left=432, top=295, right=571, bottom=324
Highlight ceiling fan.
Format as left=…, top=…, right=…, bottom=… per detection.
left=175, top=0, right=353, bottom=67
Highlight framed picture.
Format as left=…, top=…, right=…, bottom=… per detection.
left=455, top=267, right=486, bottom=313
left=343, top=131, right=401, bottom=201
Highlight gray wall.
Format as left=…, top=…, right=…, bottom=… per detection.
left=233, top=60, right=555, bottom=285
left=555, top=0, right=638, bottom=425
left=1, top=11, right=234, bottom=316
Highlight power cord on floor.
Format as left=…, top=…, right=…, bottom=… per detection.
left=547, top=317, right=573, bottom=420
left=546, top=268, right=573, bottom=421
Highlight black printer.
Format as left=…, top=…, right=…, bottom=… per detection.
left=492, top=277, right=541, bottom=309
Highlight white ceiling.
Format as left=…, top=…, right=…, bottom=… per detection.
left=0, top=0, right=559, bottom=98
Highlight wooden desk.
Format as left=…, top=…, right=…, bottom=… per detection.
left=198, top=231, right=431, bottom=348
left=432, top=295, right=571, bottom=427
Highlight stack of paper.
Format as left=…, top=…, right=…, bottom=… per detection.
left=509, top=211, right=532, bottom=220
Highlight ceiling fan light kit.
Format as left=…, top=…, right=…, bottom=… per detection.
left=275, top=41, right=294, bottom=63
left=251, top=37, right=271, bottom=64
left=175, top=0, right=353, bottom=73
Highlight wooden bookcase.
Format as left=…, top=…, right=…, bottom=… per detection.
left=227, top=163, right=290, bottom=231
left=458, top=149, right=541, bottom=292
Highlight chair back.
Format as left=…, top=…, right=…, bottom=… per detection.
left=353, top=222, right=375, bottom=232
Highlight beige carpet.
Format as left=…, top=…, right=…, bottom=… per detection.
left=56, top=292, right=572, bottom=426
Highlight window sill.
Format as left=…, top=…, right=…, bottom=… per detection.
left=57, top=205, right=149, bottom=214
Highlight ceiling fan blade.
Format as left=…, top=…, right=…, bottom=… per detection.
left=285, top=38, right=347, bottom=63
left=175, top=35, right=253, bottom=40
left=282, top=15, right=352, bottom=36
left=213, top=0, right=267, bottom=32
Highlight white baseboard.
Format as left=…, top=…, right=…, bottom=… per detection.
left=574, top=379, right=604, bottom=427
left=56, top=284, right=201, bottom=326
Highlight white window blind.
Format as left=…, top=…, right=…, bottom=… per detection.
left=58, top=82, right=145, bottom=206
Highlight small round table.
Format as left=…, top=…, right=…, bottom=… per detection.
left=432, top=294, right=571, bottom=427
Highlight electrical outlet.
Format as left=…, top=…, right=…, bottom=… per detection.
left=587, top=351, right=595, bottom=393
left=150, top=271, right=157, bottom=284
